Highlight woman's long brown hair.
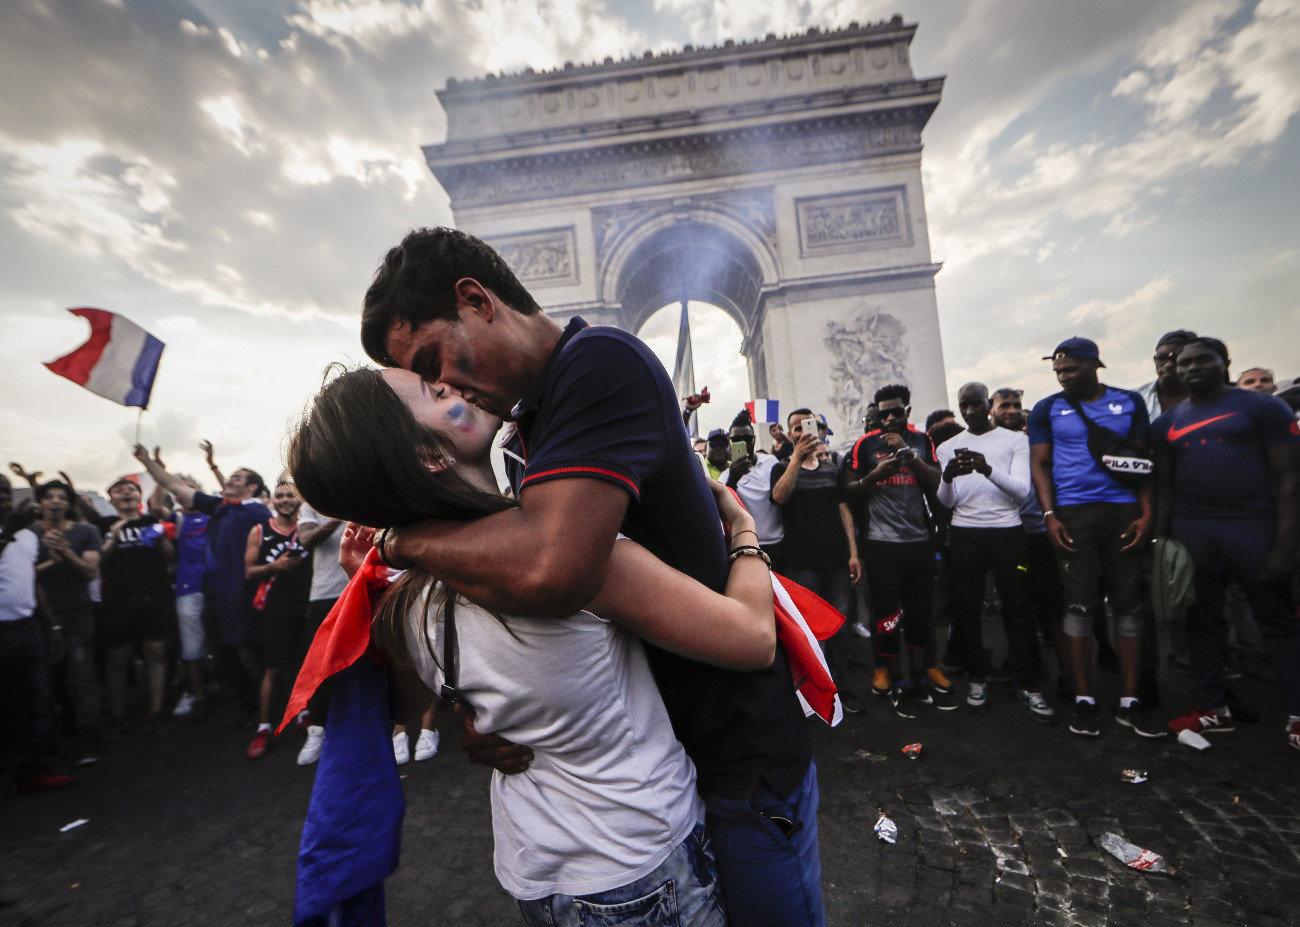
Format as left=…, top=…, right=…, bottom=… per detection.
left=287, top=364, right=514, bottom=664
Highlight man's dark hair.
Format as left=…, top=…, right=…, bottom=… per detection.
left=730, top=409, right=753, bottom=429
left=924, top=408, right=954, bottom=431
left=1156, top=329, right=1197, bottom=350
left=929, top=420, right=964, bottom=446
left=35, top=480, right=75, bottom=503
left=360, top=227, right=542, bottom=366
left=240, top=469, right=266, bottom=498
left=787, top=407, right=813, bottom=423
left=874, top=384, right=911, bottom=406
left=991, top=388, right=1023, bottom=402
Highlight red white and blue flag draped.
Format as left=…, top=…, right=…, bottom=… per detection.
left=745, top=398, right=781, bottom=424
left=44, top=307, right=165, bottom=409
left=282, top=549, right=403, bottom=927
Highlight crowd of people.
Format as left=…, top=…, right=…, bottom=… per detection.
left=2, top=224, right=1297, bottom=927
left=0, top=439, right=368, bottom=792
left=685, top=332, right=1299, bottom=754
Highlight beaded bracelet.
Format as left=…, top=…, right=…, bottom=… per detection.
left=728, top=545, right=772, bottom=569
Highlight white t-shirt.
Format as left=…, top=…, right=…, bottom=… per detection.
left=297, top=503, right=346, bottom=602
left=404, top=579, right=699, bottom=901
left=0, top=529, right=39, bottom=622
left=935, top=427, right=1032, bottom=529
left=717, top=454, right=784, bottom=546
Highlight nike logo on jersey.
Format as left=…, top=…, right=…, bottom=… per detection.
left=1060, top=409, right=1075, bottom=415
left=1109, top=402, right=1123, bottom=414
left=1167, top=413, right=1237, bottom=442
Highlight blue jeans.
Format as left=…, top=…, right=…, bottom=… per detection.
left=516, top=807, right=726, bottom=927
left=702, top=759, right=826, bottom=927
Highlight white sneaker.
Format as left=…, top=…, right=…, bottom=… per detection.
left=297, top=725, right=325, bottom=766
left=414, top=729, right=440, bottom=762
left=850, top=622, right=872, bottom=639
left=172, top=693, right=196, bottom=717
left=393, top=731, right=410, bottom=765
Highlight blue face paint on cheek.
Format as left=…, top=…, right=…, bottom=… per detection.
left=445, top=402, right=474, bottom=432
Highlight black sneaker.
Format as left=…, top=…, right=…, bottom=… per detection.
left=1114, top=700, right=1167, bottom=738
left=1068, top=700, right=1101, bottom=737
left=840, top=691, right=864, bottom=715
left=889, top=684, right=919, bottom=719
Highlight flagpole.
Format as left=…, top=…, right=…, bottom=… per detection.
left=135, top=408, right=143, bottom=447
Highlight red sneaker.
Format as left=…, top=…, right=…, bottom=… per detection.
left=17, top=771, right=75, bottom=794
left=246, top=730, right=272, bottom=759
left=1168, top=708, right=1235, bottom=735
left=1288, top=720, right=1299, bottom=752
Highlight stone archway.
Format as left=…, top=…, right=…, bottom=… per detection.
left=424, top=16, right=949, bottom=434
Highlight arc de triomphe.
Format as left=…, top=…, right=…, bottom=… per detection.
left=424, top=16, right=947, bottom=435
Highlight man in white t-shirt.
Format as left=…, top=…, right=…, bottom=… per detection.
left=936, top=383, right=1053, bottom=723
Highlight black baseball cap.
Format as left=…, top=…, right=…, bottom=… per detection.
left=1043, top=337, right=1105, bottom=367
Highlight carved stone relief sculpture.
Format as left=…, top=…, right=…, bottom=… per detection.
left=823, top=309, right=910, bottom=430
left=483, top=228, right=578, bottom=287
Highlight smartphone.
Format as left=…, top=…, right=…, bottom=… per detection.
left=730, top=438, right=748, bottom=461
left=801, top=417, right=818, bottom=440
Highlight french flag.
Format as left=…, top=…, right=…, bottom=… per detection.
left=44, top=307, right=165, bottom=409
left=745, top=398, right=780, bottom=423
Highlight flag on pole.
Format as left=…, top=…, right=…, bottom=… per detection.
left=671, top=301, right=698, bottom=438
left=745, top=399, right=781, bottom=424
left=44, top=307, right=165, bottom=409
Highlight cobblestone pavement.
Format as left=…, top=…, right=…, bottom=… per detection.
left=2, top=658, right=1297, bottom=927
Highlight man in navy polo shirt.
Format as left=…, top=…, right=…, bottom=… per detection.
left=363, top=227, right=824, bottom=926
left=1028, top=337, right=1164, bottom=740
left=1152, top=338, right=1300, bottom=749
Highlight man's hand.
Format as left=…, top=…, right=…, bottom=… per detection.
left=868, top=455, right=903, bottom=483
left=8, top=463, right=42, bottom=488
left=1045, top=513, right=1075, bottom=552
left=1261, top=546, right=1295, bottom=586
left=1120, top=513, right=1151, bottom=553
left=271, top=551, right=304, bottom=572
left=199, top=439, right=216, bottom=466
left=152, top=446, right=165, bottom=469
left=43, top=529, right=69, bottom=560
left=942, top=456, right=969, bottom=483
left=726, top=455, right=753, bottom=486
left=880, top=432, right=905, bottom=451
left=683, top=386, right=711, bottom=412
left=132, top=444, right=152, bottom=468
left=457, top=703, right=533, bottom=775
left=339, top=523, right=376, bottom=578
left=848, top=554, right=863, bottom=585
left=790, top=431, right=819, bottom=463
left=965, top=450, right=991, bottom=477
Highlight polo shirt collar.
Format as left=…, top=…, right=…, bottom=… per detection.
left=511, top=316, right=588, bottom=421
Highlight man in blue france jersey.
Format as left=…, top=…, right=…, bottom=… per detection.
left=1028, top=337, right=1165, bottom=739
left=1151, top=338, right=1300, bottom=750
left=364, top=228, right=824, bottom=927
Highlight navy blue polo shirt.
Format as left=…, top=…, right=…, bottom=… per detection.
left=504, top=316, right=812, bottom=799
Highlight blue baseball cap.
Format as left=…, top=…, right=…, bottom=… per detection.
left=1043, top=337, right=1105, bottom=367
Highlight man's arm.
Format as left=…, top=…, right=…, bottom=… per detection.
left=839, top=502, right=862, bottom=584
left=771, top=434, right=818, bottom=505
left=199, top=440, right=225, bottom=489
left=387, top=478, right=629, bottom=617
left=1030, top=442, right=1074, bottom=552
left=132, top=445, right=198, bottom=509
left=297, top=517, right=342, bottom=549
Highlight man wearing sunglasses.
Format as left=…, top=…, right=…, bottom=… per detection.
left=1136, top=330, right=1197, bottom=420
left=840, top=384, right=944, bottom=716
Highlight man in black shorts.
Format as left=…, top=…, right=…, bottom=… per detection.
left=243, top=481, right=312, bottom=759
left=95, top=477, right=174, bottom=735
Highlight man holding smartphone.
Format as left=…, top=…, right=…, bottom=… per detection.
left=720, top=411, right=786, bottom=570
left=840, top=384, right=945, bottom=716
left=770, top=408, right=861, bottom=701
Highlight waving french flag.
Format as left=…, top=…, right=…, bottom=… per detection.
left=44, top=307, right=165, bottom=409
left=745, top=398, right=780, bottom=424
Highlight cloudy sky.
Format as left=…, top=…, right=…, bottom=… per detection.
left=2, top=0, right=1296, bottom=489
